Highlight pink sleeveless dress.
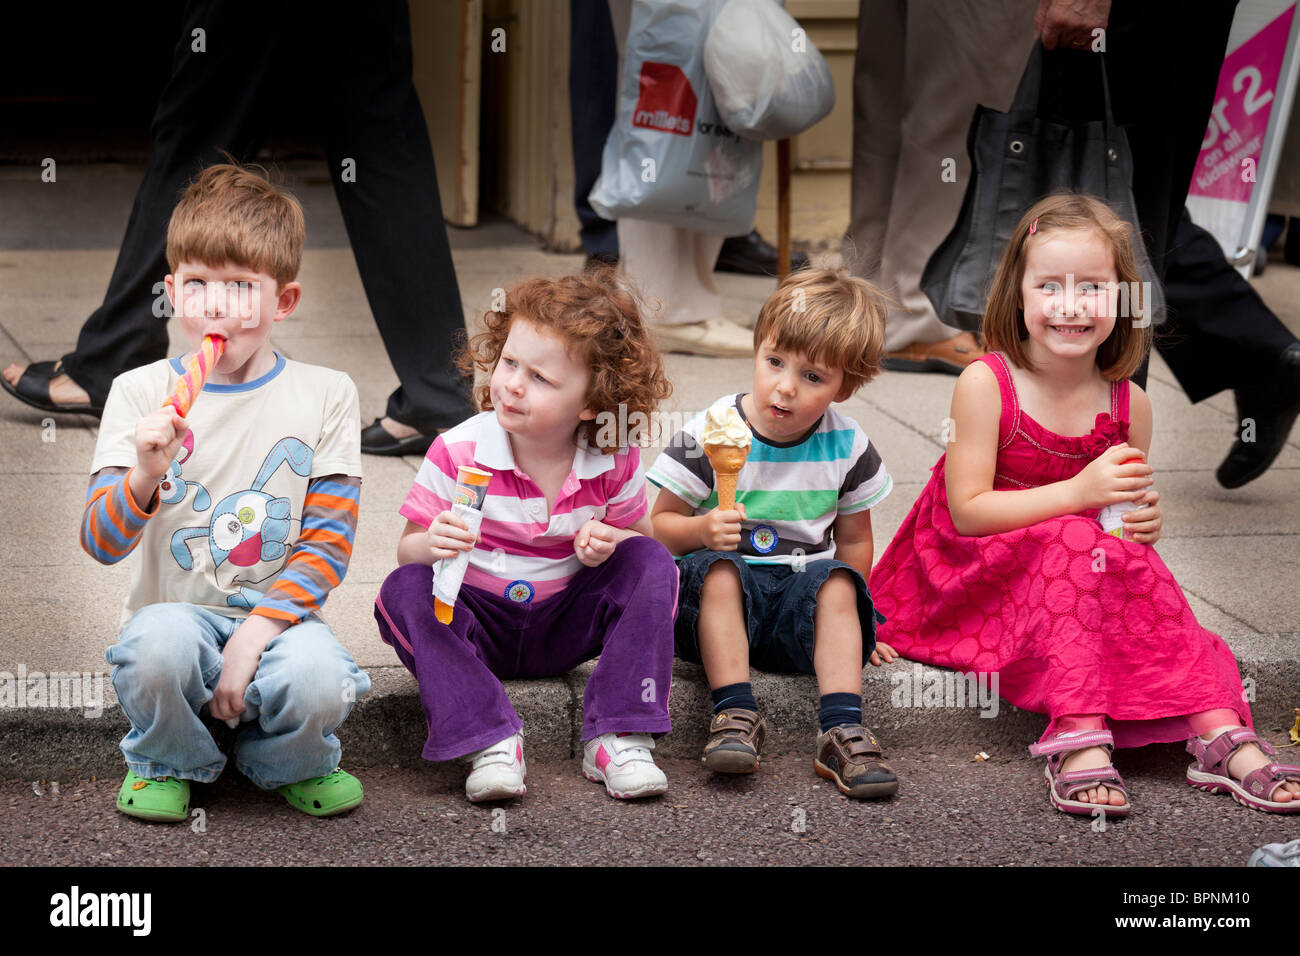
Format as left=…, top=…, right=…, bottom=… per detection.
left=869, top=353, right=1250, bottom=748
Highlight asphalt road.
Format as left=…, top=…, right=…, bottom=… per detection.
left=4, top=742, right=1298, bottom=867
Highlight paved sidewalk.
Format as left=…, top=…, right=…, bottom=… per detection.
left=1, top=161, right=1298, bottom=780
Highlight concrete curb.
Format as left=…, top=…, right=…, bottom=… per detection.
left=4, top=651, right=1297, bottom=780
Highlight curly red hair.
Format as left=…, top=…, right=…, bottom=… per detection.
left=456, top=267, right=672, bottom=452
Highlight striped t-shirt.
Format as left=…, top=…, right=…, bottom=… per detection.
left=399, top=412, right=649, bottom=605
left=646, top=394, right=892, bottom=565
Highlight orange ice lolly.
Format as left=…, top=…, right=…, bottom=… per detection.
left=164, top=335, right=226, bottom=416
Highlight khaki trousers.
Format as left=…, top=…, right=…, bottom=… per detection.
left=846, top=0, right=1038, bottom=352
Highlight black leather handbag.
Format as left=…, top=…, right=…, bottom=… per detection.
left=921, top=43, right=1163, bottom=333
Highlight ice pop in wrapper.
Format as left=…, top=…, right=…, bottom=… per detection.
left=433, top=466, right=492, bottom=624
left=164, top=334, right=226, bottom=416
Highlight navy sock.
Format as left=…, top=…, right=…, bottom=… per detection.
left=819, top=692, right=862, bottom=732
left=711, top=682, right=757, bottom=714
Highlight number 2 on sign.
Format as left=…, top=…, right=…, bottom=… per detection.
left=1202, top=65, right=1274, bottom=150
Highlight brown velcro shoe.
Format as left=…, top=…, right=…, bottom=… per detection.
left=702, top=707, right=766, bottom=774
left=814, top=724, right=899, bottom=799
left=881, top=331, right=985, bottom=375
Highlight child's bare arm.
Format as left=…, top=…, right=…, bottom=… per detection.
left=1118, top=383, right=1162, bottom=545
left=944, top=363, right=1152, bottom=536
left=650, top=488, right=745, bottom=554
left=831, top=508, right=874, bottom=577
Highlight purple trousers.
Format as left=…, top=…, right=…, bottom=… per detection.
left=374, top=535, right=677, bottom=761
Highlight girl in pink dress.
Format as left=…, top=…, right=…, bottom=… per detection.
left=870, top=194, right=1300, bottom=817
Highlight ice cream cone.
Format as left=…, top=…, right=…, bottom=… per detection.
left=705, top=443, right=749, bottom=510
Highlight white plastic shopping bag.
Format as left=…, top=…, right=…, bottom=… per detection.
left=704, top=0, right=835, bottom=141
left=588, top=0, right=763, bottom=235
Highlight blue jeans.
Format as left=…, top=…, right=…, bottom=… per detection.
left=106, top=603, right=371, bottom=790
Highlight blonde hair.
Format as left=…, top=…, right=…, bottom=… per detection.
left=984, top=192, right=1151, bottom=380
left=166, top=162, right=305, bottom=290
left=752, top=268, right=889, bottom=395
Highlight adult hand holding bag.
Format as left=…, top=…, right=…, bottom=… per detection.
left=921, top=43, right=1163, bottom=333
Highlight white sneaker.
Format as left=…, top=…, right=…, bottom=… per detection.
left=650, top=317, right=754, bottom=357
left=582, top=733, right=668, bottom=799
left=464, top=732, right=526, bottom=802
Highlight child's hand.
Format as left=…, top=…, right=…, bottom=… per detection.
left=869, top=640, right=899, bottom=667
left=134, top=408, right=188, bottom=480
left=1070, top=443, right=1153, bottom=511
left=575, top=517, right=619, bottom=567
left=210, top=629, right=264, bottom=722
left=427, top=510, right=478, bottom=561
left=1122, top=488, right=1162, bottom=545
left=702, top=502, right=747, bottom=551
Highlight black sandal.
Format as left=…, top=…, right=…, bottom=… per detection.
left=1, top=360, right=105, bottom=417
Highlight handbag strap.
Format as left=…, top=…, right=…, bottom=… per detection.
left=1009, top=41, right=1120, bottom=136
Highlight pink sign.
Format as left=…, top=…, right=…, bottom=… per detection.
left=1189, top=4, right=1295, bottom=202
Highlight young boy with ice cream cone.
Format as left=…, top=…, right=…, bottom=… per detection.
left=648, top=269, right=900, bottom=798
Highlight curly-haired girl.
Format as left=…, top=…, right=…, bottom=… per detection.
left=374, top=268, right=680, bottom=802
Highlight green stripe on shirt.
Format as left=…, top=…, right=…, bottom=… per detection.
left=700, top=487, right=840, bottom=521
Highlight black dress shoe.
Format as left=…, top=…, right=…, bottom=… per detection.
left=1217, top=342, right=1300, bottom=489
left=715, top=229, right=811, bottom=276
left=360, top=417, right=436, bottom=457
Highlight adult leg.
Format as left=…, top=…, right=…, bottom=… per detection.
left=312, top=0, right=476, bottom=436
left=235, top=615, right=371, bottom=790
left=105, top=602, right=230, bottom=782
left=570, top=0, right=620, bottom=259
left=1161, top=209, right=1300, bottom=487
left=844, top=0, right=905, bottom=286
left=1159, top=208, right=1297, bottom=400
left=24, top=0, right=283, bottom=408
left=606, top=0, right=747, bottom=355
left=867, top=0, right=1038, bottom=359
left=1102, top=2, right=1300, bottom=482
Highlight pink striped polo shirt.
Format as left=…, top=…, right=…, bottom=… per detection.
left=399, top=411, right=649, bottom=605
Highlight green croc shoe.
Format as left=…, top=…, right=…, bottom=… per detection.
left=277, top=768, right=364, bottom=817
left=116, top=770, right=190, bottom=823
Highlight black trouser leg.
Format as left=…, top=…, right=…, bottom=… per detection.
left=1158, top=208, right=1297, bottom=402
left=569, top=0, right=620, bottom=257
left=313, top=0, right=474, bottom=431
left=59, top=0, right=282, bottom=406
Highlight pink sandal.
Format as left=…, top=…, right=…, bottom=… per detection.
left=1028, top=729, right=1132, bottom=818
left=1186, top=728, right=1300, bottom=814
